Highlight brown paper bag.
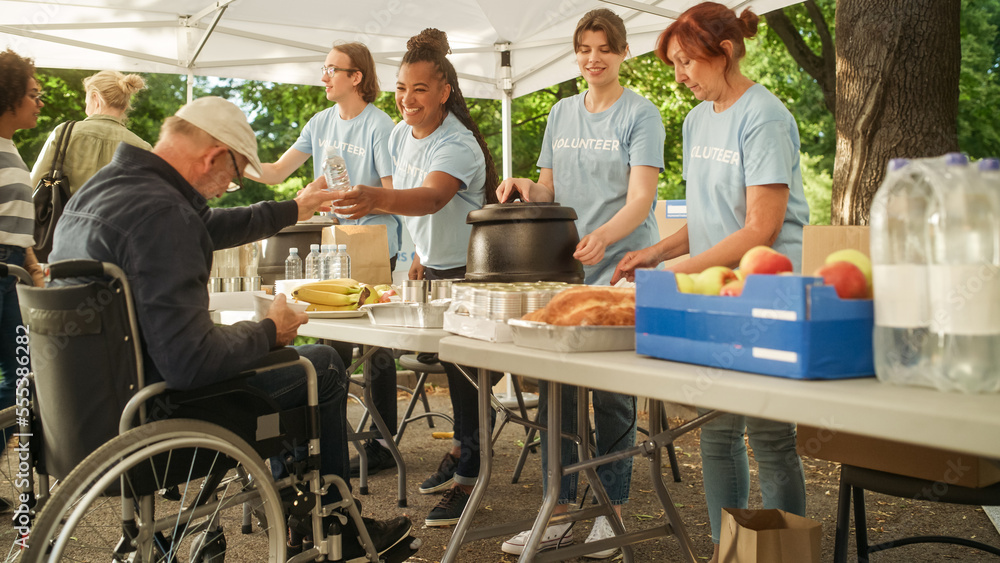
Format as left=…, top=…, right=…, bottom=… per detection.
left=720, top=508, right=820, bottom=563
left=321, top=224, right=392, bottom=286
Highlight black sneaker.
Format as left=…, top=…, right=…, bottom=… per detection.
left=349, top=440, right=398, bottom=478
left=418, top=452, right=458, bottom=494
left=424, top=487, right=470, bottom=527
left=339, top=515, right=413, bottom=559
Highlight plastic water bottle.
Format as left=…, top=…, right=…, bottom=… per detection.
left=931, top=154, right=1000, bottom=393
left=318, top=244, right=332, bottom=280
left=870, top=158, right=937, bottom=388
left=304, top=243, right=321, bottom=279
left=336, top=244, right=351, bottom=280
left=322, top=145, right=352, bottom=219
left=284, top=247, right=303, bottom=280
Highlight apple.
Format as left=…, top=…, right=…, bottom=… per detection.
left=814, top=261, right=868, bottom=299
left=675, top=273, right=696, bottom=293
left=720, top=279, right=745, bottom=297
left=378, top=288, right=397, bottom=303
left=739, top=245, right=793, bottom=275
left=694, top=266, right=738, bottom=295
left=825, top=249, right=872, bottom=296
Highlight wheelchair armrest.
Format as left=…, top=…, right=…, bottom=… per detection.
left=46, top=259, right=106, bottom=280
left=0, top=263, right=32, bottom=285
left=239, top=347, right=301, bottom=375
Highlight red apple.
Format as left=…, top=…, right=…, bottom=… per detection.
left=825, top=249, right=872, bottom=297
left=720, top=279, right=745, bottom=297
left=814, top=261, right=868, bottom=299
left=739, top=245, right=794, bottom=275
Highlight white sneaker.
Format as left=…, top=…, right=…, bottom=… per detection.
left=584, top=515, right=621, bottom=559
left=501, top=522, right=574, bottom=555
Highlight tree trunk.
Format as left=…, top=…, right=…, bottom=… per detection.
left=765, top=1, right=836, bottom=114
left=833, top=0, right=960, bottom=225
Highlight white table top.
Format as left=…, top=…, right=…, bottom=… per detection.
left=437, top=335, right=1000, bottom=459
left=210, top=292, right=449, bottom=353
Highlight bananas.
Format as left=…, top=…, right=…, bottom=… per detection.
left=293, top=287, right=361, bottom=307
left=292, top=279, right=391, bottom=310
left=296, top=279, right=362, bottom=294
left=306, top=303, right=361, bottom=312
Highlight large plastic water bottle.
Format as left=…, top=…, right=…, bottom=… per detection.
left=304, top=243, right=321, bottom=279
left=870, top=158, right=937, bottom=388
left=284, top=247, right=303, bottom=280
left=322, top=145, right=352, bottom=219
left=931, top=154, right=1000, bottom=393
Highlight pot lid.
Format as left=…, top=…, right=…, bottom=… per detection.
left=278, top=217, right=336, bottom=234
left=466, top=202, right=578, bottom=224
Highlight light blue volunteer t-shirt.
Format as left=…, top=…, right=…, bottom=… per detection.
left=388, top=112, right=485, bottom=271
left=539, top=88, right=665, bottom=285
left=682, top=83, right=810, bottom=272
left=293, top=103, right=403, bottom=260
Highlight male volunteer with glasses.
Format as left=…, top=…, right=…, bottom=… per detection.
left=47, top=96, right=415, bottom=557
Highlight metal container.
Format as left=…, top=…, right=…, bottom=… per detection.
left=362, top=302, right=449, bottom=328
left=507, top=319, right=635, bottom=352
left=402, top=279, right=429, bottom=303
left=429, top=279, right=455, bottom=301
left=208, top=277, right=224, bottom=293
left=489, top=288, right=523, bottom=321
left=222, top=276, right=243, bottom=292
left=465, top=202, right=584, bottom=284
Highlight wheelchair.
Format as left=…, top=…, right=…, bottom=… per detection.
left=5, top=260, right=419, bottom=562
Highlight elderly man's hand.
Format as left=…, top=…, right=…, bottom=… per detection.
left=294, top=177, right=334, bottom=221
left=265, top=293, right=308, bottom=347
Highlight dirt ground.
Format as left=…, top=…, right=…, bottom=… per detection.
left=349, top=387, right=1000, bottom=562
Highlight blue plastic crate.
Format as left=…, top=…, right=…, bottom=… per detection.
left=635, top=269, right=875, bottom=380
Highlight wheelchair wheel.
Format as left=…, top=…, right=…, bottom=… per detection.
left=0, top=405, right=56, bottom=563
left=25, top=419, right=285, bottom=562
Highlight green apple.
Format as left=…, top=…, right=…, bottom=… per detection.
left=693, top=266, right=738, bottom=295
left=675, top=272, right=696, bottom=293
left=825, top=249, right=872, bottom=295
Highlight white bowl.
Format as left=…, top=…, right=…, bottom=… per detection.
left=253, top=291, right=308, bottom=321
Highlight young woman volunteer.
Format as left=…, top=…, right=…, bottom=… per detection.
left=332, top=27, right=500, bottom=528
left=612, top=3, right=811, bottom=561
left=494, top=8, right=665, bottom=558
left=249, top=41, right=404, bottom=481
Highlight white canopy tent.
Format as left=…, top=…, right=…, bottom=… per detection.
left=1, top=0, right=801, bottom=176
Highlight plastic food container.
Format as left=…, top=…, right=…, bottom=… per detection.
left=362, top=301, right=450, bottom=328
left=506, top=319, right=635, bottom=352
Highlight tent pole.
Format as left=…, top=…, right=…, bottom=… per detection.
left=496, top=42, right=513, bottom=180
left=187, top=72, right=194, bottom=103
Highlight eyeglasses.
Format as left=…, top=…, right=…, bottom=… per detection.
left=320, top=65, right=358, bottom=76
left=28, top=91, right=44, bottom=104
left=226, top=149, right=243, bottom=193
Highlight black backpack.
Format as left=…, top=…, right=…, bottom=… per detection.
left=32, top=120, right=76, bottom=262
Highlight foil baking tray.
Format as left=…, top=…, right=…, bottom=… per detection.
left=506, top=319, right=635, bottom=352
left=361, top=301, right=450, bottom=328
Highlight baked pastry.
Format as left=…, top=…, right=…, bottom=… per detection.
left=522, top=286, right=635, bottom=326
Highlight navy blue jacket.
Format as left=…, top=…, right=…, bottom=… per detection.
left=50, top=143, right=297, bottom=389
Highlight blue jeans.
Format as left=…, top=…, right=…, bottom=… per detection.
left=539, top=381, right=636, bottom=505
left=251, top=344, right=348, bottom=503
left=442, top=362, right=498, bottom=486
left=0, top=245, right=27, bottom=413
left=698, top=410, right=806, bottom=543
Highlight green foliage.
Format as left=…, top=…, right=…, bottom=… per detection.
left=801, top=152, right=832, bottom=226
left=959, top=0, right=1000, bottom=158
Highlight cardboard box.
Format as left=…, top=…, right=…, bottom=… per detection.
left=654, top=200, right=688, bottom=268
left=801, top=225, right=870, bottom=275
left=635, top=269, right=875, bottom=379
left=796, top=425, right=1000, bottom=488
left=720, top=508, right=821, bottom=563
left=321, top=224, right=391, bottom=286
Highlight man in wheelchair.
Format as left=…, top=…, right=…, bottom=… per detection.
left=43, top=96, right=417, bottom=561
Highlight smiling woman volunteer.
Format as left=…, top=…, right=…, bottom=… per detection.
left=494, top=8, right=665, bottom=558
left=611, top=3, right=810, bottom=562
left=333, top=27, right=500, bottom=528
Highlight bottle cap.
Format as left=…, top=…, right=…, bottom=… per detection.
left=888, top=158, right=908, bottom=172
left=979, top=157, right=1000, bottom=172
left=324, top=145, right=340, bottom=159
left=289, top=247, right=298, bottom=254
left=311, top=243, right=320, bottom=251
left=338, top=244, right=347, bottom=251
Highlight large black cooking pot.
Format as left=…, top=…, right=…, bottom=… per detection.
left=465, top=202, right=584, bottom=283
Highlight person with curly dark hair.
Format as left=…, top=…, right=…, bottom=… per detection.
left=332, top=27, right=500, bottom=528
left=0, top=49, right=45, bottom=431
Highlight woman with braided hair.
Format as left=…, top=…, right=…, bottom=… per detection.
left=334, top=27, right=500, bottom=527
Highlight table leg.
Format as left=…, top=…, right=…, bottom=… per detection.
left=517, top=381, right=565, bottom=562
left=441, top=366, right=495, bottom=563
left=647, top=399, right=698, bottom=562
left=360, top=344, right=408, bottom=507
